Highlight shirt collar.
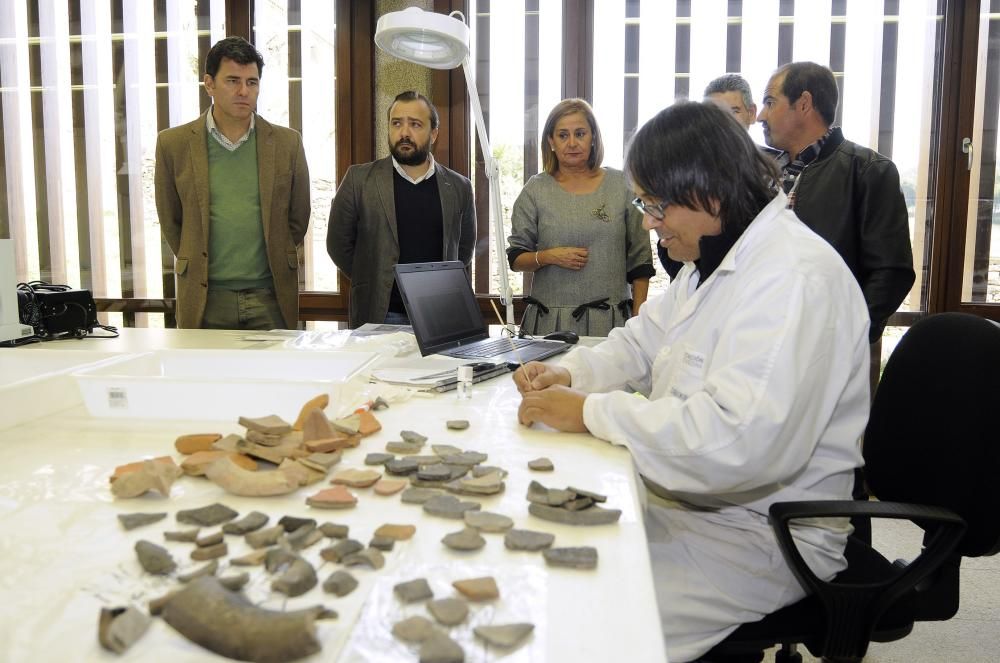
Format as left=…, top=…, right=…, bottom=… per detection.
left=391, top=154, right=436, bottom=184
left=206, top=107, right=255, bottom=152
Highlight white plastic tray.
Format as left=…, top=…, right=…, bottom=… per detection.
left=72, top=348, right=379, bottom=421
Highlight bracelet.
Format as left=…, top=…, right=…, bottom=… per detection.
left=534, top=251, right=541, bottom=268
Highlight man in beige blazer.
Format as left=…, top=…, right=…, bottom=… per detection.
left=155, top=37, right=310, bottom=329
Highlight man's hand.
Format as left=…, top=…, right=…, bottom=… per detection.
left=512, top=362, right=572, bottom=393
left=517, top=385, right=588, bottom=432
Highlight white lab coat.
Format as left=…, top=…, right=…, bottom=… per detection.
left=561, top=192, right=870, bottom=662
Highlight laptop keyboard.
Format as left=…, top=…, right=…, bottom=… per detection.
left=449, top=337, right=537, bottom=358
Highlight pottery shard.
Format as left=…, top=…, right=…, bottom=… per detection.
left=431, top=444, right=463, bottom=457
left=304, top=432, right=360, bottom=453
left=451, top=576, right=499, bottom=601
left=279, top=515, right=317, bottom=532
left=175, top=433, right=222, bottom=455
left=307, top=485, right=357, bottom=509
left=463, top=511, right=514, bottom=533
left=135, top=540, right=177, bottom=575
left=449, top=471, right=504, bottom=496
left=527, top=457, right=554, bottom=471
left=237, top=438, right=306, bottom=465
left=445, top=419, right=469, bottom=430
left=373, top=477, right=408, bottom=496
left=222, top=511, right=269, bottom=535
left=341, top=547, right=385, bottom=570
left=440, top=451, right=488, bottom=466
left=562, top=497, right=594, bottom=511
left=420, top=633, right=465, bottom=663
left=245, top=429, right=285, bottom=447
left=385, top=458, right=420, bottom=475
left=526, top=480, right=573, bottom=506
left=504, top=529, right=555, bottom=552
left=528, top=503, right=622, bottom=526
left=118, top=512, right=167, bottom=530
left=178, top=559, right=219, bottom=583
left=245, top=525, right=285, bottom=549
left=239, top=414, right=293, bottom=436
left=111, top=457, right=183, bottom=498
left=320, top=538, right=364, bottom=563
left=386, top=441, right=423, bottom=455
left=411, top=455, right=443, bottom=466
left=219, top=573, right=250, bottom=591
left=394, top=577, right=434, bottom=603
left=196, top=531, right=224, bottom=547
left=323, top=570, right=358, bottom=597
left=400, top=487, right=443, bottom=504
left=293, top=394, right=330, bottom=431
left=567, top=486, right=608, bottom=503
left=331, top=468, right=382, bottom=488
left=319, top=522, right=349, bottom=538
left=265, top=548, right=299, bottom=573
left=279, top=459, right=326, bottom=487
left=365, top=452, right=394, bottom=466
left=357, top=410, right=382, bottom=436
left=302, top=408, right=336, bottom=442
left=400, top=430, right=428, bottom=445
left=374, top=523, right=416, bottom=540
left=427, top=598, right=468, bottom=626
left=474, top=623, right=535, bottom=649
left=211, top=434, right=244, bottom=453
left=177, top=503, right=239, bottom=527
left=371, top=396, right=389, bottom=410
left=287, top=525, right=324, bottom=551
left=98, top=606, right=151, bottom=654
left=182, top=450, right=257, bottom=476
left=164, top=528, right=200, bottom=542
left=192, top=542, right=228, bottom=561
left=272, top=558, right=318, bottom=597
left=231, top=549, right=269, bottom=566
left=423, top=495, right=481, bottom=519
left=471, top=465, right=507, bottom=478
left=369, top=535, right=395, bottom=551
left=417, top=464, right=453, bottom=482
left=331, top=413, right=362, bottom=435
left=543, top=546, right=598, bottom=569
left=392, top=615, right=437, bottom=644
left=441, top=528, right=486, bottom=551
left=304, top=451, right=343, bottom=469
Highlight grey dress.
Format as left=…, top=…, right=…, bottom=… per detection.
left=507, top=168, right=654, bottom=337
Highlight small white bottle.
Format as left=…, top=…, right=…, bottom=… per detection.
left=456, top=365, right=473, bottom=400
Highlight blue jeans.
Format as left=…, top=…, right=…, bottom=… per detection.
left=202, top=287, right=286, bottom=330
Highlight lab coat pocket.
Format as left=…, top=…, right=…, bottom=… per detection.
left=285, top=250, right=299, bottom=270
left=664, top=344, right=708, bottom=401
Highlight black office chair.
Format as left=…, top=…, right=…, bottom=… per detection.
left=704, top=312, right=1000, bottom=663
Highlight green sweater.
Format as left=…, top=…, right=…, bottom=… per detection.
left=207, top=132, right=272, bottom=290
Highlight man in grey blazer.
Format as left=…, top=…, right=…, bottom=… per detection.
left=327, top=91, right=476, bottom=328
left=155, top=37, right=310, bottom=330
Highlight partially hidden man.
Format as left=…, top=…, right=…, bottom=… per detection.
left=155, top=36, right=311, bottom=329
left=326, top=91, right=476, bottom=328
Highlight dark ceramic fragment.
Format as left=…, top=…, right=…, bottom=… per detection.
left=526, top=481, right=573, bottom=506
left=427, top=597, right=468, bottom=626
left=178, top=559, right=219, bottom=583
left=417, top=464, right=453, bottom=482
left=272, top=558, right=318, bottom=597
left=474, top=623, right=534, bottom=648
left=278, top=515, right=317, bottom=532
left=118, top=512, right=167, bottom=530
left=265, top=547, right=299, bottom=573
left=196, top=531, right=224, bottom=547
left=392, top=615, right=437, bottom=643
left=445, top=419, right=469, bottom=430
left=287, top=527, right=324, bottom=551
left=386, top=441, right=423, bottom=455
left=164, top=528, right=200, bottom=543
left=319, top=538, right=364, bottom=563
left=364, top=452, right=394, bottom=466
left=341, top=547, right=385, bottom=569
left=319, top=522, right=349, bottom=538
left=176, top=503, right=239, bottom=527
left=322, top=570, right=358, bottom=597
left=464, top=510, right=514, bottom=532
left=527, top=457, right=554, bottom=471
left=440, top=451, right=487, bottom=466
left=419, top=632, right=465, bottom=663
left=431, top=444, right=463, bottom=456
left=191, top=542, right=227, bottom=561
left=504, top=529, right=555, bottom=551
left=400, top=430, right=428, bottom=444
left=441, top=528, right=486, bottom=551
left=563, top=497, right=595, bottom=511
left=401, top=487, right=443, bottom=504
left=222, top=511, right=269, bottom=535
left=368, top=535, right=395, bottom=551
left=528, top=503, right=621, bottom=526
left=543, top=546, right=598, bottom=569
left=98, top=606, right=151, bottom=654
left=219, top=573, right=250, bottom=591
left=135, top=540, right=176, bottom=575
left=394, top=577, right=433, bottom=603
left=567, top=486, right=607, bottom=503
left=246, top=525, right=285, bottom=549
left=423, top=494, right=481, bottom=519
left=471, top=465, right=507, bottom=478
left=385, top=458, right=420, bottom=475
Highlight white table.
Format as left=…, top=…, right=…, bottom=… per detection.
left=0, top=329, right=667, bottom=662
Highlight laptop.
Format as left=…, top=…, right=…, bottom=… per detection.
left=393, top=261, right=572, bottom=363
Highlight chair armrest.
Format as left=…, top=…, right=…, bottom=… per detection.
left=766, top=499, right=966, bottom=660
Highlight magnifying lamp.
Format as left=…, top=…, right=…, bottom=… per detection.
left=375, top=7, right=514, bottom=325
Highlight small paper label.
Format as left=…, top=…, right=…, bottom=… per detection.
left=107, top=387, right=128, bottom=409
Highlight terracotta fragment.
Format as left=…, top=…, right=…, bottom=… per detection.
left=272, top=558, right=318, bottom=597
left=319, top=522, right=349, bottom=538
left=205, top=456, right=299, bottom=497
left=323, top=569, right=358, bottom=597
left=543, top=546, right=598, bottom=569
left=451, top=576, right=499, bottom=601
left=182, top=450, right=258, bottom=477
left=527, top=457, right=554, bottom=471
left=110, top=455, right=176, bottom=483
left=303, top=451, right=343, bottom=469
left=528, top=503, right=622, bottom=526
left=211, top=434, right=244, bottom=452
left=98, top=606, right=151, bottom=654
left=243, top=430, right=280, bottom=447
left=423, top=495, right=481, bottom=519
left=161, top=577, right=321, bottom=662
left=246, top=525, right=285, bottom=549
left=231, top=549, right=269, bottom=566
left=118, top=512, right=167, bottom=530
left=419, top=632, right=465, bottom=663
left=331, top=413, right=362, bottom=435
left=175, top=433, right=222, bottom=455
left=178, top=559, right=219, bottom=583
left=302, top=408, right=336, bottom=442
left=330, top=468, right=382, bottom=488
left=222, top=511, right=269, bottom=535
left=373, top=477, right=408, bottom=496
left=238, top=414, right=293, bottom=436
left=303, top=434, right=358, bottom=454
left=306, top=485, right=357, bottom=509
left=445, top=419, right=469, bottom=430
left=463, top=511, right=514, bottom=533
left=441, top=528, right=486, bottom=551
left=392, top=615, right=437, bottom=643
left=237, top=438, right=305, bottom=465
left=293, top=394, right=330, bottom=431
left=394, top=577, right=433, bottom=603
left=356, top=410, right=382, bottom=436
left=111, top=458, right=183, bottom=498
left=474, top=623, right=534, bottom=648
left=374, top=523, right=416, bottom=540
left=191, top=542, right=228, bottom=561
left=164, top=528, right=200, bottom=542
left=196, top=531, right=224, bottom=547
left=427, top=598, right=468, bottom=626
left=135, top=540, right=176, bottom=575
left=320, top=539, right=364, bottom=563
left=341, top=547, right=385, bottom=569
left=504, top=529, right=555, bottom=552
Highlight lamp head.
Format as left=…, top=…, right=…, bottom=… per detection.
left=374, top=7, right=470, bottom=70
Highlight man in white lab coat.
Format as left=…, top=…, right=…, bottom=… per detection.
left=515, top=101, right=870, bottom=662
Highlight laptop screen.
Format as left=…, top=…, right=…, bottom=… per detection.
left=394, top=262, right=488, bottom=354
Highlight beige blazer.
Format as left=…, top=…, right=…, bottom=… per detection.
left=154, top=111, right=311, bottom=328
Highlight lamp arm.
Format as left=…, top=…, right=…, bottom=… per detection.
left=461, top=57, right=514, bottom=325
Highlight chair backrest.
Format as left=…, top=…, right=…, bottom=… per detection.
left=864, top=313, right=1000, bottom=557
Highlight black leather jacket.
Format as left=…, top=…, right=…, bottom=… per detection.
left=789, top=128, right=915, bottom=342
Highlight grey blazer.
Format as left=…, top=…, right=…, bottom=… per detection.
left=326, top=157, right=476, bottom=328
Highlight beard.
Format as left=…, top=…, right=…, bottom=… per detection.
left=390, top=137, right=431, bottom=166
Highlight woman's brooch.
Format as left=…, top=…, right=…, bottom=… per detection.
left=591, top=204, right=611, bottom=223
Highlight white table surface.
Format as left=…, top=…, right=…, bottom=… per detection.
left=0, top=328, right=666, bottom=662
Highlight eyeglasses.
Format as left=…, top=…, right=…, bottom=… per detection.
left=631, top=196, right=667, bottom=220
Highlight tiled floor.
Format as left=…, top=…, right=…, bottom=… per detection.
left=763, top=519, right=1000, bottom=662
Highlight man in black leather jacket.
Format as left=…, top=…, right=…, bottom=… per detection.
left=758, top=62, right=915, bottom=346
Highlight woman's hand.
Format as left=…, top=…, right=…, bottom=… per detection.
left=544, top=247, right=589, bottom=270
left=512, top=362, right=572, bottom=393
left=517, top=385, right=588, bottom=432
